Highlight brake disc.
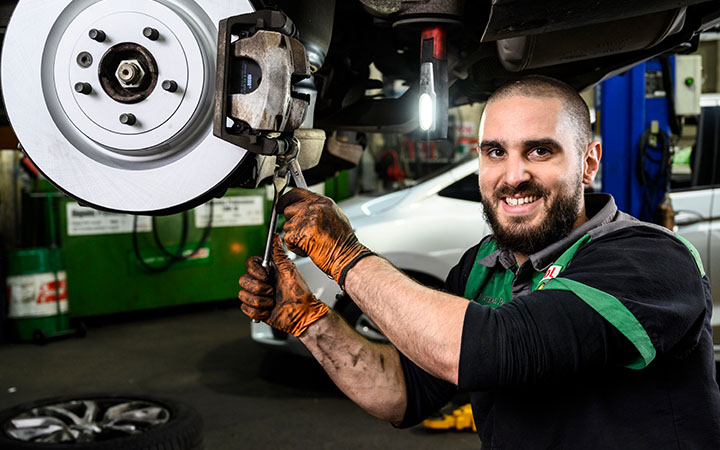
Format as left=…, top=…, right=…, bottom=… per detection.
left=2, top=0, right=254, bottom=214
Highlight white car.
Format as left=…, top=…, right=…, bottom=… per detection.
left=669, top=94, right=720, bottom=359
left=253, top=139, right=720, bottom=359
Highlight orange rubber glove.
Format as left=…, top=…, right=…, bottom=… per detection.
left=238, top=235, right=329, bottom=337
left=277, top=188, right=374, bottom=288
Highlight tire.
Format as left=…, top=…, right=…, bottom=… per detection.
left=0, top=393, right=203, bottom=450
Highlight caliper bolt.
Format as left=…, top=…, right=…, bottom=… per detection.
left=143, top=27, right=159, bottom=41
left=119, top=113, right=136, bottom=126
left=88, top=29, right=106, bottom=42
left=74, top=82, right=92, bottom=95
left=161, top=80, right=178, bottom=92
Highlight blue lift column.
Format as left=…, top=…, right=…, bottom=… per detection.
left=597, top=57, right=674, bottom=222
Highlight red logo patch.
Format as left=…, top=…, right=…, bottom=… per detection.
left=541, top=265, right=563, bottom=282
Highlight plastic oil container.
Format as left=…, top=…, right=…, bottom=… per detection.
left=5, top=247, right=69, bottom=342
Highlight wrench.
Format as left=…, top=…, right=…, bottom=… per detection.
left=253, top=138, right=308, bottom=323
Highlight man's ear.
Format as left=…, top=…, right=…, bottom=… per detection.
left=582, top=141, right=601, bottom=186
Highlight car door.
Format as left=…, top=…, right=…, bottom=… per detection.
left=670, top=100, right=719, bottom=340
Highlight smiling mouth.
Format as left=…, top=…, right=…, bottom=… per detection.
left=503, top=195, right=540, bottom=206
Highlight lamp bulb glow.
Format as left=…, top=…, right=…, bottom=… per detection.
left=419, top=93, right=434, bottom=131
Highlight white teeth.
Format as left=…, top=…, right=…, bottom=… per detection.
left=504, top=196, right=538, bottom=206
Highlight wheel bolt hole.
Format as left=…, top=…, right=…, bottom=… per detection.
left=77, top=52, right=93, bottom=68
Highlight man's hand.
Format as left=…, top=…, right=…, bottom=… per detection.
left=238, top=235, right=329, bottom=337
left=277, top=188, right=373, bottom=286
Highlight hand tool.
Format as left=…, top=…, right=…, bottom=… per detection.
left=214, top=10, right=319, bottom=323
left=253, top=137, right=308, bottom=322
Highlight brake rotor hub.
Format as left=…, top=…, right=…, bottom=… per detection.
left=104, top=47, right=154, bottom=96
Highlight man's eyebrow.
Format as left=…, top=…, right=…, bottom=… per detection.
left=524, top=138, right=563, bottom=149
left=480, top=140, right=504, bottom=148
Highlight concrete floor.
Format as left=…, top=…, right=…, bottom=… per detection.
left=0, top=303, right=479, bottom=449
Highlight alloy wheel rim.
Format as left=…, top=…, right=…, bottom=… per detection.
left=3, top=399, right=171, bottom=443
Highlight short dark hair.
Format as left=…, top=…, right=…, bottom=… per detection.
left=487, top=75, right=592, bottom=152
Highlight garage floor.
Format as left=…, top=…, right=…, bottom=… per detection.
left=0, top=303, right=479, bottom=449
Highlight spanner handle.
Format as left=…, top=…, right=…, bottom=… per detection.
left=262, top=205, right=279, bottom=268
left=288, top=157, right=308, bottom=189
left=253, top=175, right=284, bottom=323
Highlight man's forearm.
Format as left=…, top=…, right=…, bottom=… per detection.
left=344, top=256, right=468, bottom=385
left=299, top=309, right=407, bottom=424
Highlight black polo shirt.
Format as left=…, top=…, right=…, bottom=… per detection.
left=398, top=194, right=720, bottom=449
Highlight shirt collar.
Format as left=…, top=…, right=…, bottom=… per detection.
left=477, top=244, right=516, bottom=270
left=477, top=193, right=617, bottom=271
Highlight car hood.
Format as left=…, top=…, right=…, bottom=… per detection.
left=338, top=190, right=410, bottom=219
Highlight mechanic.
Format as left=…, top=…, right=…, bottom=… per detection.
left=238, top=75, right=720, bottom=448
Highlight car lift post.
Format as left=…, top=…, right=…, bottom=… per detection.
left=597, top=57, right=675, bottom=222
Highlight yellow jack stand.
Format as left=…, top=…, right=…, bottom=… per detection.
left=422, top=403, right=476, bottom=432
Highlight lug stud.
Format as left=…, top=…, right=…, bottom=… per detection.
left=161, top=80, right=178, bottom=92
left=143, top=27, right=159, bottom=41
left=88, top=29, right=106, bottom=42
left=74, top=82, right=92, bottom=95
left=119, top=113, right=137, bottom=126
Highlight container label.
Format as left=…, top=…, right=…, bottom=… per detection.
left=7, top=271, right=69, bottom=318
left=194, top=196, right=264, bottom=228
left=67, top=203, right=152, bottom=236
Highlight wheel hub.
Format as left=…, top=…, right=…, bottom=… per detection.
left=101, top=46, right=155, bottom=98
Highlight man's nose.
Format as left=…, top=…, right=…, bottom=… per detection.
left=503, top=153, right=531, bottom=187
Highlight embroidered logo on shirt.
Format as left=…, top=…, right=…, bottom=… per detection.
left=540, top=265, right=563, bottom=282
left=477, top=295, right=505, bottom=308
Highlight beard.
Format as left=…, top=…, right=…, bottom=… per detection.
left=480, top=179, right=582, bottom=256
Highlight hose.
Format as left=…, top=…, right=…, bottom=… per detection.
left=636, top=128, right=672, bottom=223
left=635, top=56, right=680, bottom=224
left=133, top=201, right=214, bottom=273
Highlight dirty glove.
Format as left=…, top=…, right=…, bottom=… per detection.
left=277, top=188, right=375, bottom=288
left=238, top=235, right=329, bottom=337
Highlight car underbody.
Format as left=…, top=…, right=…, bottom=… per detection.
left=1, top=0, right=719, bottom=214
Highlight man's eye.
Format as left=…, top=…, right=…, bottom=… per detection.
left=530, top=147, right=551, bottom=157
left=487, top=148, right=505, bottom=158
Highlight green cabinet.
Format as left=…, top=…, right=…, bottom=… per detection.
left=57, top=188, right=270, bottom=317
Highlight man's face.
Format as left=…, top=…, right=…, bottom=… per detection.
left=477, top=95, right=586, bottom=256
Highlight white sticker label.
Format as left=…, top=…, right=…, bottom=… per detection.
left=194, top=196, right=264, bottom=228
left=541, top=265, right=563, bottom=282
left=67, top=203, right=151, bottom=236
left=7, top=271, right=69, bottom=318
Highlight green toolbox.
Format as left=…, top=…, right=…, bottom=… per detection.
left=57, top=188, right=271, bottom=317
